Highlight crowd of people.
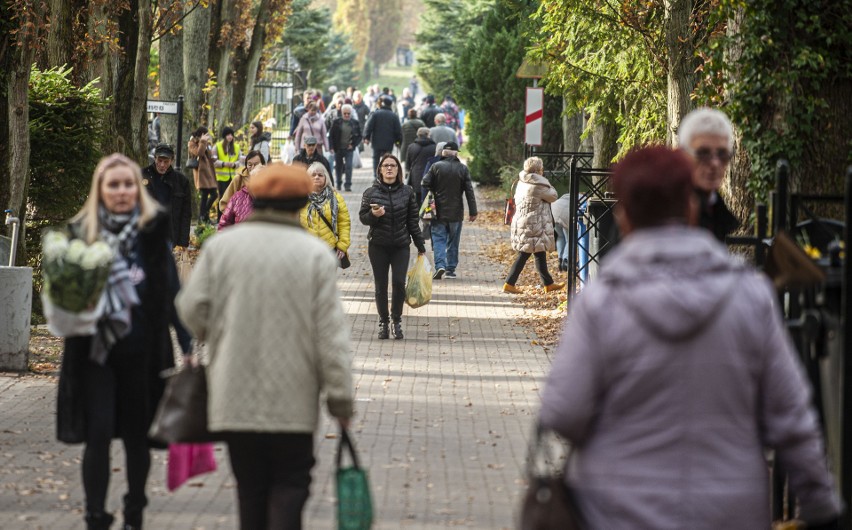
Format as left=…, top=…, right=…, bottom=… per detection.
left=51, top=100, right=844, bottom=530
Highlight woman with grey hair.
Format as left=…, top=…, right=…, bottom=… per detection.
left=503, top=156, right=564, bottom=293
left=300, top=161, right=351, bottom=261
left=678, top=107, right=739, bottom=241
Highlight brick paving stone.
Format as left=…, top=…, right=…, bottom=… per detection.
left=0, top=152, right=556, bottom=529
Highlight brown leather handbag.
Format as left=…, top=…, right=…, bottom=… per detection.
left=149, top=363, right=217, bottom=444
left=519, top=425, right=584, bottom=530
left=504, top=179, right=519, bottom=225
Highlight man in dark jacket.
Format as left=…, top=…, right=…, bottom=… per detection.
left=400, top=109, right=425, bottom=172
left=142, top=143, right=192, bottom=247
left=292, top=136, right=332, bottom=175
left=405, top=128, right=435, bottom=203
left=363, top=96, right=403, bottom=176
left=422, top=141, right=477, bottom=279
left=329, top=105, right=363, bottom=191
left=419, top=95, right=441, bottom=128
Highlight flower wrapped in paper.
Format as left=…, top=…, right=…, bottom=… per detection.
left=41, top=230, right=114, bottom=336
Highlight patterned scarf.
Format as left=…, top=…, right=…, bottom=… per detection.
left=307, top=185, right=338, bottom=234
left=90, top=206, right=142, bottom=365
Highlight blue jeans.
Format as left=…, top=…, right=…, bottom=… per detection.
left=554, top=224, right=569, bottom=262
left=431, top=221, right=462, bottom=272
left=334, top=149, right=354, bottom=189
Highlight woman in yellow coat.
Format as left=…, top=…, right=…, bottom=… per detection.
left=301, top=162, right=351, bottom=262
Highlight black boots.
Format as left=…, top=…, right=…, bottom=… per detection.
left=378, top=320, right=403, bottom=339
left=378, top=320, right=390, bottom=339
left=85, top=512, right=115, bottom=530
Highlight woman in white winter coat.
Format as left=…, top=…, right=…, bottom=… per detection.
left=503, top=157, right=565, bottom=293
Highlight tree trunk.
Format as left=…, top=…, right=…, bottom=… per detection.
left=84, top=2, right=114, bottom=90
left=230, top=0, right=270, bottom=126
left=665, top=0, right=695, bottom=146
left=592, top=116, right=619, bottom=169
left=47, top=0, right=76, bottom=69
left=132, top=0, right=153, bottom=163
left=562, top=102, right=584, bottom=153
left=720, top=7, right=753, bottom=226
left=7, top=41, right=35, bottom=264
left=183, top=0, right=212, bottom=129
left=159, top=9, right=185, bottom=150
left=208, top=0, right=238, bottom=130
left=798, top=80, right=852, bottom=199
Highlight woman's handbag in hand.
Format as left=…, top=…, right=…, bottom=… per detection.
left=336, top=428, right=373, bottom=530
left=149, top=363, right=216, bottom=444
left=185, top=157, right=199, bottom=169
left=519, top=425, right=584, bottom=530
left=504, top=179, right=519, bottom=225
left=339, top=252, right=351, bottom=269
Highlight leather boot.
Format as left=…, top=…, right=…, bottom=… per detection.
left=377, top=320, right=390, bottom=340
left=392, top=320, right=403, bottom=340
left=85, top=511, right=115, bottom=530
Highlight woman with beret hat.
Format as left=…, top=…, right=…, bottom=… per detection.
left=177, top=163, right=353, bottom=529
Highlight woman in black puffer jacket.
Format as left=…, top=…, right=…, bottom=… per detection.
left=360, top=153, right=427, bottom=339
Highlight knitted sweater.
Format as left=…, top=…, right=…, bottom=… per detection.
left=176, top=212, right=354, bottom=433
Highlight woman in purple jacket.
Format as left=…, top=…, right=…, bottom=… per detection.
left=539, top=146, right=841, bottom=530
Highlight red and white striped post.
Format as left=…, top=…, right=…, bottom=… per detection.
left=525, top=87, right=544, bottom=147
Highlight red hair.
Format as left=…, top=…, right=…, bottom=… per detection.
left=612, top=146, right=695, bottom=229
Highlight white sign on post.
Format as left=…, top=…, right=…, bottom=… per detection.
left=524, top=88, right=544, bottom=146
left=146, top=100, right=179, bottom=115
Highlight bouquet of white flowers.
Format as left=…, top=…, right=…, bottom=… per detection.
left=41, top=230, right=114, bottom=336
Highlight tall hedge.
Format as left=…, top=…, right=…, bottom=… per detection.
left=452, top=0, right=561, bottom=185
left=27, top=65, right=108, bottom=318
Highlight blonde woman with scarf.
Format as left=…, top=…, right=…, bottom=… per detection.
left=300, top=162, right=350, bottom=262
left=55, top=154, right=191, bottom=529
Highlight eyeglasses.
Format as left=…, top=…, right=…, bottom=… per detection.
left=342, top=113, right=351, bottom=116
left=246, top=161, right=262, bottom=170
left=694, top=148, right=732, bottom=164
left=310, top=172, right=324, bottom=177
left=381, top=164, right=398, bottom=169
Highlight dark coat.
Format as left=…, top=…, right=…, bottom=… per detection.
left=329, top=117, right=363, bottom=152
left=420, top=104, right=441, bottom=128
left=57, top=212, right=189, bottom=445
left=293, top=149, right=332, bottom=175
left=363, top=108, right=402, bottom=152
left=405, top=137, right=436, bottom=197
left=141, top=164, right=192, bottom=247
left=359, top=179, right=426, bottom=253
left=697, top=191, right=740, bottom=242
left=353, top=101, right=370, bottom=126
left=422, top=157, right=478, bottom=222
left=401, top=118, right=425, bottom=164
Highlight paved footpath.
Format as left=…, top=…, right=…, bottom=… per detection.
left=0, top=158, right=557, bottom=529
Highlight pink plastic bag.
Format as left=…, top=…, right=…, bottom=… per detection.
left=167, top=443, right=217, bottom=491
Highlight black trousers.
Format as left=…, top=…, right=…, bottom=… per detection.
left=216, top=179, right=231, bottom=220
left=368, top=242, right=410, bottom=322
left=226, top=433, right=315, bottom=530
left=505, top=251, right=554, bottom=286
left=81, top=353, right=151, bottom=526
left=199, top=188, right=217, bottom=222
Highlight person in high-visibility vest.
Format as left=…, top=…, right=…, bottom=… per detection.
left=213, top=126, right=241, bottom=220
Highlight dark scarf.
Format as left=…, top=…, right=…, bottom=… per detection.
left=90, top=206, right=142, bottom=365
left=307, top=185, right=338, bottom=234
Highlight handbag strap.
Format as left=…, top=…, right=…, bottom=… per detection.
left=526, top=423, right=573, bottom=478
left=508, top=178, right=519, bottom=199
left=317, top=210, right=342, bottom=247
left=336, top=428, right=361, bottom=470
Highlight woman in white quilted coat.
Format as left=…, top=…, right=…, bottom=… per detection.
left=503, top=157, right=565, bottom=293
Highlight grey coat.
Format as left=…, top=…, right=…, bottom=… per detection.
left=540, top=226, right=841, bottom=529
left=510, top=171, right=557, bottom=253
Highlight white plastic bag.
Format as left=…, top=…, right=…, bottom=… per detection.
left=352, top=148, right=362, bottom=169
left=282, top=140, right=296, bottom=164
left=405, top=255, right=433, bottom=308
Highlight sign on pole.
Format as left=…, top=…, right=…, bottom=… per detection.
left=146, top=100, right=180, bottom=115
left=525, top=88, right=543, bottom=146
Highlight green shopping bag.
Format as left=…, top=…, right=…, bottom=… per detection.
left=336, top=429, right=373, bottom=530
